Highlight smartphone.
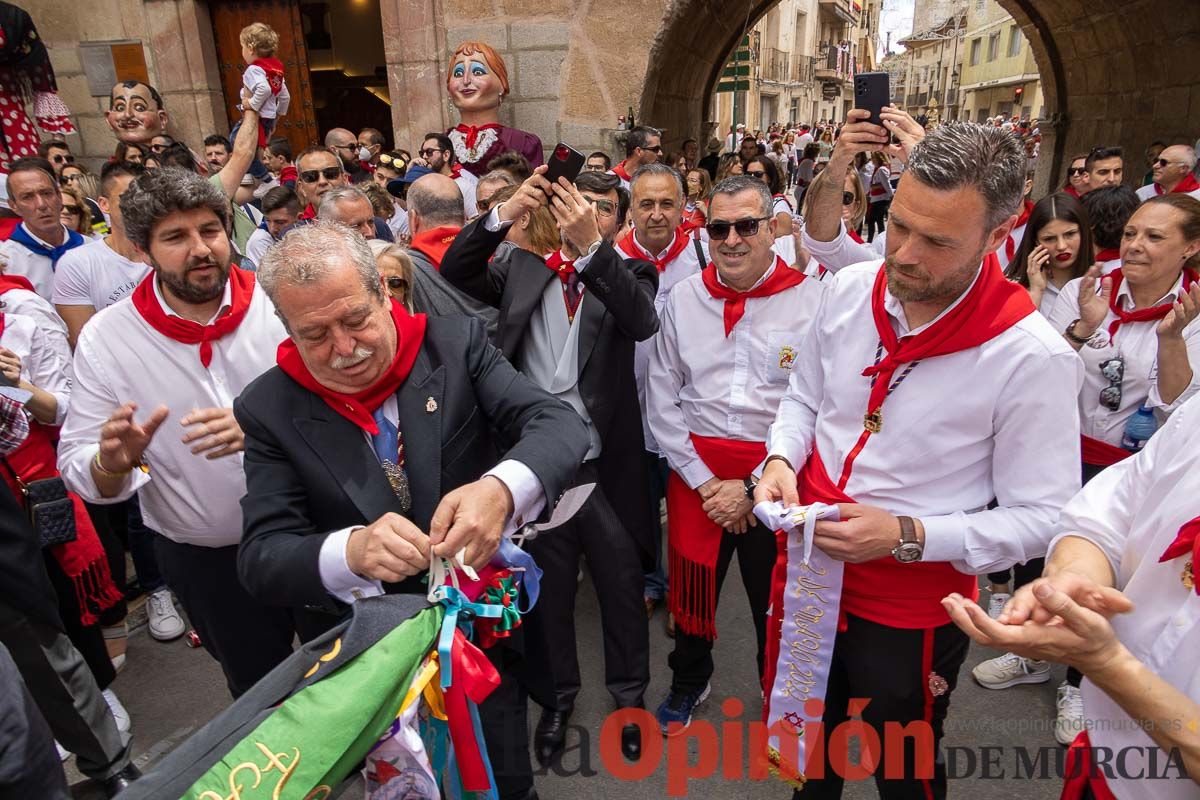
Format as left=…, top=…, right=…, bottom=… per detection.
left=854, top=72, right=890, bottom=128
left=543, top=142, right=586, bottom=188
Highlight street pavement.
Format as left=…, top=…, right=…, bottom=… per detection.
left=66, top=574, right=1069, bottom=799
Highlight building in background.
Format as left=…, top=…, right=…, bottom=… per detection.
left=897, top=2, right=967, bottom=124
left=958, top=0, right=1044, bottom=123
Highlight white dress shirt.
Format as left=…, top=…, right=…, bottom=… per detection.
left=618, top=230, right=708, bottom=454
left=58, top=277, right=286, bottom=546
left=997, top=220, right=1028, bottom=272
left=0, top=286, right=69, bottom=355
left=454, top=169, right=478, bottom=222
left=0, top=223, right=77, bottom=298
left=647, top=261, right=825, bottom=488
left=1047, top=272, right=1200, bottom=446
left=1136, top=183, right=1200, bottom=202
left=766, top=260, right=1084, bottom=573
left=801, top=219, right=886, bottom=273
left=51, top=237, right=151, bottom=311
left=0, top=312, right=72, bottom=425
left=1049, top=394, right=1200, bottom=800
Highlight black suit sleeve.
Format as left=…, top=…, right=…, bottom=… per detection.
left=459, top=316, right=589, bottom=509
left=579, top=246, right=660, bottom=342
left=439, top=214, right=510, bottom=307
left=235, top=395, right=342, bottom=613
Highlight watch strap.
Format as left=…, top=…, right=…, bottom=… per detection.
left=898, top=515, right=917, bottom=545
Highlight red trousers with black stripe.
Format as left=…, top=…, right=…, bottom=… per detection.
left=794, top=613, right=970, bottom=800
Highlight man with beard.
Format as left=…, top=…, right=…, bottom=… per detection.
left=754, top=123, right=1083, bottom=799
left=57, top=167, right=294, bottom=698
left=416, top=132, right=478, bottom=220
left=325, top=127, right=372, bottom=184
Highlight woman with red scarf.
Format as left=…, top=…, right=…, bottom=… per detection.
left=0, top=303, right=126, bottom=734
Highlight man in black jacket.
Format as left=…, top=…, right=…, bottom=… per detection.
left=236, top=221, right=588, bottom=800
left=441, top=168, right=658, bottom=763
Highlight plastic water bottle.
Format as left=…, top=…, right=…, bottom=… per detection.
left=1120, top=405, right=1158, bottom=452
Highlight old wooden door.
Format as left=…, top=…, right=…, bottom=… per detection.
left=210, top=0, right=319, bottom=157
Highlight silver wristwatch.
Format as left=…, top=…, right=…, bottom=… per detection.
left=891, top=516, right=923, bottom=563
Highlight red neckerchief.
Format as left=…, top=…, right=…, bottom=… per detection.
left=700, top=257, right=804, bottom=336
left=454, top=122, right=501, bottom=150
left=612, top=162, right=633, bottom=182
left=1156, top=173, right=1200, bottom=195
left=1095, top=247, right=1121, bottom=262
left=848, top=229, right=865, bottom=244
left=1004, top=199, right=1035, bottom=262
left=280, top=165, right=298, bottom=184
left=840, top=254, right=1035, bottom=488
left=0, top=274, right=35, bottom=294
left=276, top=300, right=427, bottom=434
left=1064, top=185, right=1081, bottom=198
left=616, top=227, right=691, bottom=272
left=299, top=203, right=317, bottom=221
left=250, top=57, right=285, bottom=95
left=544, top=249, right=584, bottom=321
left=409, top=226, right=462, bottom=270
left=0, top=312, right=5, bottom=338
left=130, top=267, right=256, bottom=368
left=449, top=164, right=463, bottom=180
left=1105, top=268, right=1200, bottom=337
left=1160, top=515, right=1200, bottom=595
left=1061, top=731, right=1118, bottom=800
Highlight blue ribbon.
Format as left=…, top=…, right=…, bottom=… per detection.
left=495, top=538, right=543, bottom=613
left=432, top=585, right=503, bottom=690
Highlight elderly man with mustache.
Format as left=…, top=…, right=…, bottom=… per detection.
left=57, top=167, right=296, bottom=699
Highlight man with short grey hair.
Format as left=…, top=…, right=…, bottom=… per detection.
left=612, top=125, right=663, bottom=190
left=1136, top=143, right=1200, bottom=201
left=754, top=122, right=1084, bottom=797
left=318, top=185, right=377, bottom=240
left=237, top=219, right=589, bottom=800
left=58, top=167, right=295, bottom=699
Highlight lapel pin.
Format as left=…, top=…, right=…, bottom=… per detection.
left=425, top=397, right=438, bottom=414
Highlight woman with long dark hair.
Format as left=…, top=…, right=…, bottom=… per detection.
left=1005, top=192, right=1094, bottom=315
left=746, top=154, right=792, bottom=237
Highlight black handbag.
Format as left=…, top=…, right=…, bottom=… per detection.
left=1, top=459, right=77, bottom=548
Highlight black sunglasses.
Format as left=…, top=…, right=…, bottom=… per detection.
left=842, top=191, right=855, bottom=205
left=747, top=169, right=767, bottom=177
left=51, top=154, right=75, bottom=164
left=61, top=205, right=81, bottom=215
left=419, top=148, right=444, bottom=158
left=299, top=166, right=344, bottom=183
left=1099, top=357, right=1124, bottom=411
left=643, top=145, right=663, bottom=153
left=706, top=216, right=771, bottom=240
left=1068, top=166, right=1087, bottom=175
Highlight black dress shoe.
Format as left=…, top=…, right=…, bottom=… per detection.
left=621, top=722, right=642, bottom=760
left=102, top=764, right=141, bottom=798
left=534, top=708, right=572, bottom=765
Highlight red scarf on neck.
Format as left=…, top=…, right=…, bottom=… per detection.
left=276, top=300, right=427, bottom=434
left=131, top=267, right=255, bottom=368
left=1157, top=173, right=1200, bottom=195
left=848, top=228, right=865, bottom=244
left=299, top=203, right=317, bottom=221
left=700, top=257, right=805, bottom=335
left=453, top=122, right=501, bottom=150
left=840, top=254, right=1034, bottom=488
left=409, top=226, right=462, bottom=270
left=612, top=162, right=633, bottom=183
left=1004, top=199, right=1035, bottom=262
left=1160, top=515, right=1200, bottom=595
left=0, top=274, right=35, bottom=294
left=616, top=227, right=691, bottom=272
left=1095, top=247, right=1121, bottom=263
left=250, top=57, right=285, bottom=95
left=1105, top=268, right=1200, bottom=337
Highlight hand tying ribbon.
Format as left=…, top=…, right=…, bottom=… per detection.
left=754, top=501, right=841, bottom=564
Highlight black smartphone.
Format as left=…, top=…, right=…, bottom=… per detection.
left=854, top=72, right=890, bottom=128
left=543, top=142, right=586, bottom=188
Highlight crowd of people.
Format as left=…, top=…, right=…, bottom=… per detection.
left=0, top=14, right=1199, bottom=800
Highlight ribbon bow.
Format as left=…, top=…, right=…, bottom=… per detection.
left=754, top=500, right=841, bottom=565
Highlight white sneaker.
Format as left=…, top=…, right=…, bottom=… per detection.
left=972, top=651, right=1051, bottom=689
left=146, top=589, right=185, bottom=641
left=102, top=688, right=131, bottom=734
left=988, top=592, right=1011, bottom=619
left=1055, top=683, right=1085, bottom=745
left=54, top=740, right=70, bottom=762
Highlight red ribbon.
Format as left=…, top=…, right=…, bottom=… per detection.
left=442, top=628, right=501, bottom=791
left=453, top=122, right=501, bottom=150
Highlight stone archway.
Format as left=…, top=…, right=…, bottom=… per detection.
left=640, top=0, right=1200, bottom=194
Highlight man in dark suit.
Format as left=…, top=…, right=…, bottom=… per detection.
left=440, top=168, right=658, bottom=763
left=235, top=221, right=588, bottom=800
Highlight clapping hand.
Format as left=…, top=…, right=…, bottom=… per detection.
left=1076, top=265, right=1112, bottom=337
left=1157, top=283, right=1200, bottom=340
left=97, top=402, right=168, bottom=474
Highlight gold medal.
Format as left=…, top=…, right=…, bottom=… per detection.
left=863, top=410, right=883, bottom=433
left=1183, top=560, right=1194, bottom=591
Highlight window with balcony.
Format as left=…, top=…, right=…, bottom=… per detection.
left=1007, top=26, right=1022, bottom=57
left=969, top=38, right=981, bottom=66
left=987, top=32, right=1000, bottom=61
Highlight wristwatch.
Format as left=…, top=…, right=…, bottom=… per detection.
left=891, top=516, right=923, bottom=563
left=743, top=476, right=758, bottom=500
